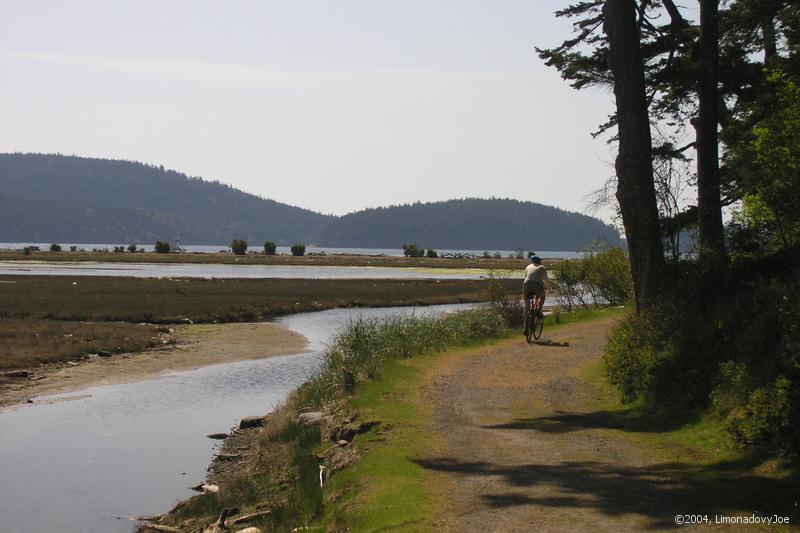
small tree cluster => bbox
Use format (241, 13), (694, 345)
(155, 241), (171, 254)
(401, 243), (425, 257)
(49, 243), (62, 252)
(230, 239), (248, 255)
(263, 241), (277, 255)
(127, 243), (138, 253)
(291, 243), (306, 256)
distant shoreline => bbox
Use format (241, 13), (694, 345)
(0, 249), (563, 270)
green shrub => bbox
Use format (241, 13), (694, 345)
(70, 246), (78, 252)
(725, 376), (798, 453)
(426, 248), (438, 258)
(603, 257), (800, 456)
(113, 246), (124, 253)
(602, 312), (666, 403)
(230, 239), (248, 255)
(484, 271), (523, 327)
(127, 243), (138, 253)
(264, 241), (277, 255)
(553, 259), (588, 311)
(582, 243), (633, 305)
(401, 243), (424, 257)
(155, 241), (171, 253)
(291, 243), (306, 256)
(49, 243), (61, 252)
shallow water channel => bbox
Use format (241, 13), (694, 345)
(0, 304), (473, 533)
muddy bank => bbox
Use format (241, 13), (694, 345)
(0, 321), (307, 409)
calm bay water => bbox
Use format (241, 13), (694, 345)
(0, 304), (474, 533)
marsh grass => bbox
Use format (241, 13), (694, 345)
(0, 275), (514, 323)
(0, 319), (162, 370)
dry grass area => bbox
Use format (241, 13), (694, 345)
(0, 275), (515, 323)
(0, 319), (163, 370)
(0, 249), (537, 270)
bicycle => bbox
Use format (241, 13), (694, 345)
(524, 302), (544, 343)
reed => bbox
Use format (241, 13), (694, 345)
(295, 308), (506, 409)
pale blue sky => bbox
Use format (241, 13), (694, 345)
(0, 1), (618, 220)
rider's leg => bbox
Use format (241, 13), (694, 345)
(537, 294), (546, 316)
(523, 295), (531, 329)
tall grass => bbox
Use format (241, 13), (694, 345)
(295, 308), (506, 410)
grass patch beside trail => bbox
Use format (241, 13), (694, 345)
(0, 319), (164, 370)
(580, 361), (743, 464)
(546, 306), (626, 329)
(579, 359), (799, 525)
(319, 354), (446, 531)
(0, 275), (515, 323)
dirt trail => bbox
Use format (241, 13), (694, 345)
(420, 318), (797, 532)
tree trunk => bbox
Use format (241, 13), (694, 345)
(761, 17), (778, 64)
(603, 0), (665, 311)
(696, 0), (726, 261)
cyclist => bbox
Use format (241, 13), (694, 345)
(523, 255), (549, 333)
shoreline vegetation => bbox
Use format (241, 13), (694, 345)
(0, 249), (546, 270)
(138, 307), (512, 533)
(135, 308), (619, 532)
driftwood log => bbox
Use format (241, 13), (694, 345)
(140, 525), (183, 533)
(231, 509), (272, 525)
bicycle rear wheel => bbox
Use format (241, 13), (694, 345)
(532, 312), (544, 340)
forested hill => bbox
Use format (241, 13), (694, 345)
(0, 154), (622, 250)
(320, 199), (622, 250)
(0, 154), (332, 245)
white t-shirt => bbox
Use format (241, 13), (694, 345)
(524, 263), (547, 284)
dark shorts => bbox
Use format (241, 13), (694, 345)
(523, 280), (545, 299)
